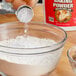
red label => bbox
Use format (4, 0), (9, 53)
(45, 0), (76, 27)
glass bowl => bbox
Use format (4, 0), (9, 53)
(67, 46), (76, 73)
(0, 22), (67, 76)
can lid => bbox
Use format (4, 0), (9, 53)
(16, 5), (34, 23)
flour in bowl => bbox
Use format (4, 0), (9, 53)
(0, 36), (56, 48)
(0, 36), (62, 76)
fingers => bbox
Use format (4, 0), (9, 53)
(5, 0), (14, 3)
(6, 0), (38, 9)
(12, 0), (26, 9)
(24, 0), (38, 7)
(30, 0), (38, 6)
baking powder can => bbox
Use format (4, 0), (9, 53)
(44, 0), (76, 31)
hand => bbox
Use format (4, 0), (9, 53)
(6, 0), (38, 9)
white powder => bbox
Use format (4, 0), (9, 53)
(0, 36), (56, 48)
(16, 6), (34, 23)
(0, 36), (63, 72)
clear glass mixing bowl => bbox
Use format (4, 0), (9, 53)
(0, 22), (67, 76)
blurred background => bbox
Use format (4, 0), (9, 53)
(38, 0), (42, 3)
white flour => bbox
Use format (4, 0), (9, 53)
(0, 36), (62, 72)
(0, 36), (56, 48)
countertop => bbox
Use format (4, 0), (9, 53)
(0, 4), (76, 76)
